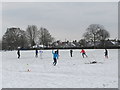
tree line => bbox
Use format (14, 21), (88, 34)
(2, 25), (54, 50)
(2, 24), (112, 50)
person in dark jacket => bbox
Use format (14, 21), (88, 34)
(52, 50), (58, 66)
(70, 49), (73, 57)
(105, 49), (108, 58)
(17, 49), (20, 59)
(35, 49), (38, 58)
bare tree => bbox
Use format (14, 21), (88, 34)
(97, 29), (110, 47)
(26, 25), (38, 47)
(38, 27), (54, 47)
(83, 24), (110, 48)
(2, 27), (27, 50)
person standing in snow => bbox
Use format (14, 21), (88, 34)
(35, 49), (38, 58)
(80, 49), (88, 58)
(70, 49), (73, 57)
(104, 49), (108, 58)
(52, 50), (59, 66)
(17, 49), (20, 59)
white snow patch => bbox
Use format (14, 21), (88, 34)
(2, 49), (118, 88)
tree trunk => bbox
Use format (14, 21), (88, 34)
(94, 34), (95, 49)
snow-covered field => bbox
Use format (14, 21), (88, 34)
(2, 49), (118, 88)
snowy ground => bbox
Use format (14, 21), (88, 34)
(2, 49), (118, 88)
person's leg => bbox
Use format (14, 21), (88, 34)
(53, 58), (55, 65)
(105, 55), (108, 58)
(71, 53), (72, 57)
(53, 58), (56, 66)
(36, 54), (38, 57)
(82, 53), (84, 58)
(54, 58), (57, 66)
(18, 54), (20, 58)
(85, 53), (88, 57)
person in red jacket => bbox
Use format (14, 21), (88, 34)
(80, 49), (88, 58)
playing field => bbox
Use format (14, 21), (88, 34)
(2, 49), (118, 88)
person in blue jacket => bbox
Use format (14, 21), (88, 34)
(52, 50), (58, 66)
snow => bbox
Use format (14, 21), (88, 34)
(2, 49), (118, 88)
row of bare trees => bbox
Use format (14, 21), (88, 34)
(2, 25), (54, 50)
(2, 24), (110, 50)
(26, 25), (54, 47)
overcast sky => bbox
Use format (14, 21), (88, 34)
(2, 2), (118, 41)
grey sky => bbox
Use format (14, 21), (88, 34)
(2, 2), (118, 41)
